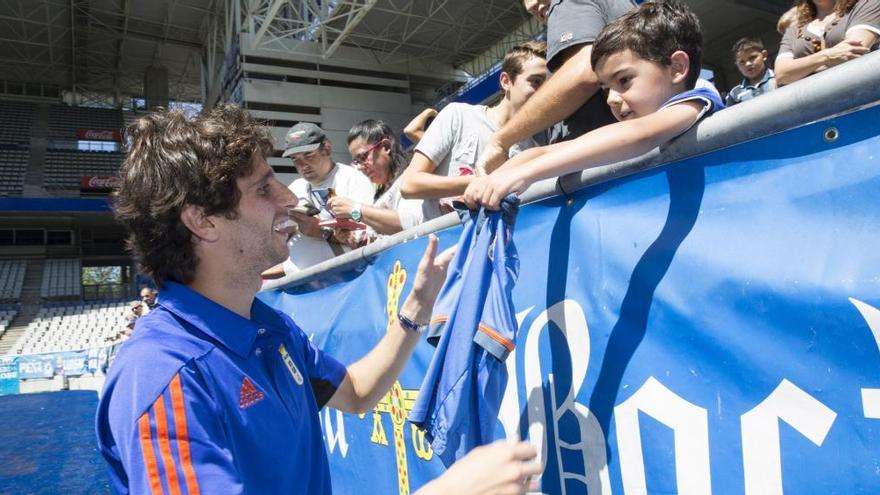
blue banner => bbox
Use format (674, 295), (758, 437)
(59, 351), (89, 377)
(260, 102), (880, 493)
(16, 354), (57, 379)
(0, 357), (18, 396)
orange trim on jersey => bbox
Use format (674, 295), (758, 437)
(137, 412), (163, 495)
(153, 392), (183, 495)
(429, 315), (449, 325)
(478, 323), (515, 352)
(170, 374), (200, 495)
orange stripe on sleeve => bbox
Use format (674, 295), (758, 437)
(478, 323), (515, 352)
(169, 374), (201, 495)
(153, 392), (183, 495)
(429, 315), (449, 325)
(137, 411), (164, 495)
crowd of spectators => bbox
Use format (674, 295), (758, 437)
(266, 0), (879, 276)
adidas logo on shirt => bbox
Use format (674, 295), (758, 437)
(239, 376), (265, 408)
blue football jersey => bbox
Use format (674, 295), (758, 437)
(409, 197), (520, 466)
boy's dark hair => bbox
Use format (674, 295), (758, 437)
(732, 37), (765, 55)
(113, 104), (274, 287)
(591, 0), (703, 89)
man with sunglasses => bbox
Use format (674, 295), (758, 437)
(262, 122), (374, 279)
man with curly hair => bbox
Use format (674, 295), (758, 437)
(96, 105), (541, 495)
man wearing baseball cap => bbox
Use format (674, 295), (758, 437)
(262, 122), (374, 278)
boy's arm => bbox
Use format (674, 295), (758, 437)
(399, 151), (473, 199)
(465, 101), (704, 209)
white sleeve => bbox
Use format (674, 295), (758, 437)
(413, 104), (461, 169)
(396, 198), (426, 231)
(340, 165), (377, 205)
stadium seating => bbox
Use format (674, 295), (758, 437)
(0, 305), (19, 339)
(12, 300), (128, 354)
(41, 259), (82, 299)
(43, 151), (124, 190)
(0, 148), (29, 196)
(0, 260), (26, 302)
(0, 100), (34, 144)
(47, 105), (123, 139)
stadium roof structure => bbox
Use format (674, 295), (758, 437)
(0, 0), (795, 105)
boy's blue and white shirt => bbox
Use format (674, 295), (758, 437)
(660, 86), (726, 135)
(409, 197), (520, 467)
(725, 69), (776, 106)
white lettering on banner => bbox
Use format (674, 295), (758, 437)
(491, 296), (880, 493)
(740, 379), (836, 495)
(615, 377), (712, 495)
(849, 298), (880, 419)
(19, 360), (52, 376)
(322, 408), (350, 457)
(499, 300), (611, 494)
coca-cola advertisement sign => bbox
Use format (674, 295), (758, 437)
(77, 129), (122, 141)
(80, 176), (121, 191)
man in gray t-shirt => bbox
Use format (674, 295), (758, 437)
(408, 103), (538, 222)
(478, 0), (636, 173)
(400, 41), (549, 222)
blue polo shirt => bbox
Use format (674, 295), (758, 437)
(96, 281), (347, 494)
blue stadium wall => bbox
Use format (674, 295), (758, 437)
(260, 95), (880, 493)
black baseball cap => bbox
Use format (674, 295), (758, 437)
(282, 122), (326, 157)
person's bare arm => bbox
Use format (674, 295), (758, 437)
(399, 151), (473, 199)
(465, 102), (705, 208)
(327, 235), (454, 413)
(327, 196), (403, 235)
(404, 108), (438, 144)
(479, 43), (602, 173)
(775, 33), (873, 85)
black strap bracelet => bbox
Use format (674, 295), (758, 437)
(398, 312), (426, 334)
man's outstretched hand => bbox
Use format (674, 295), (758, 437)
(416, 439), (543, 495)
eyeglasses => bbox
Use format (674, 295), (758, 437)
(351, 139), (387, 166)
(290, 148), (322, 166)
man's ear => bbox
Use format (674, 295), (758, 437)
(180, 204), (219, 243)
(499, 71), (513, 93)
(669, 50), (691, 85)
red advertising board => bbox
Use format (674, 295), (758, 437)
(80, 176), (120, 191)
(76, 129), (122, 141)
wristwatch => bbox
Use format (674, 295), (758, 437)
(398, 312), (427, 334)
(350, 204), (362, 222)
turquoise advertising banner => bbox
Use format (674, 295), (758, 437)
(0, 356), (18, 396)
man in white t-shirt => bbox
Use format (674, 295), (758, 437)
(399, 41), (548, 221)
(262, 123), (374, 278)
